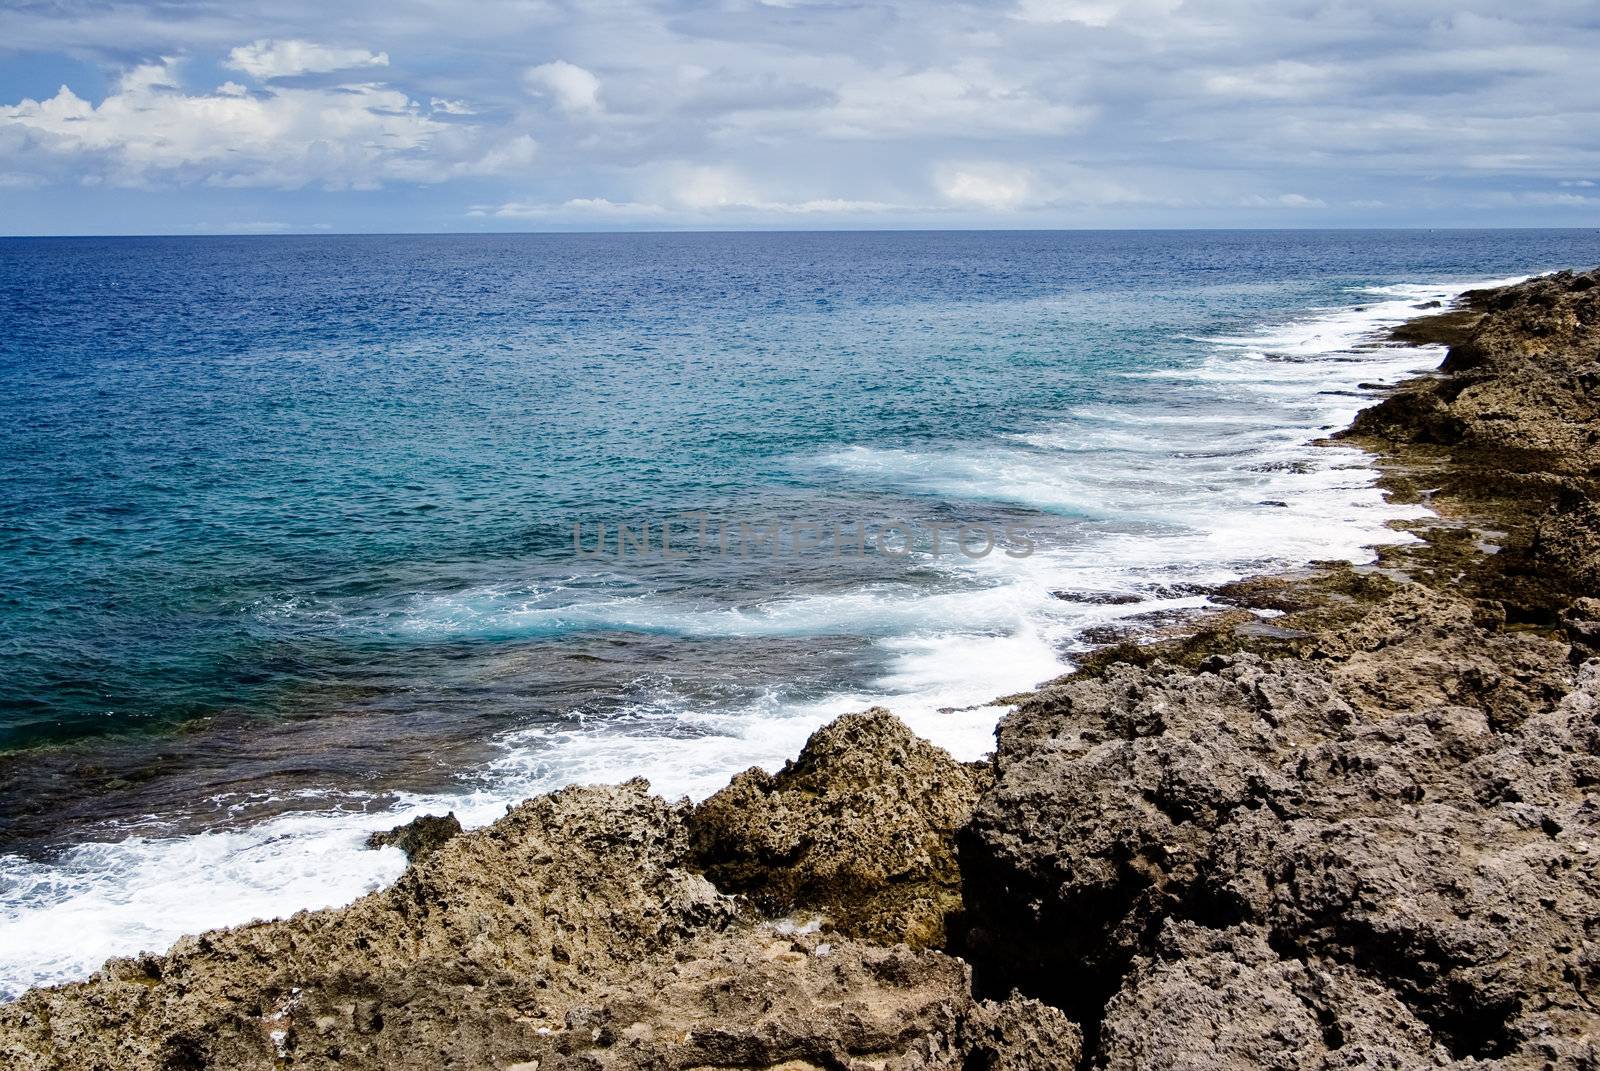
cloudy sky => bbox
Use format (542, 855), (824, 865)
(2, 0), (1598, 234)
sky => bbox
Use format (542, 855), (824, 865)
(1, 0), (1598, 234)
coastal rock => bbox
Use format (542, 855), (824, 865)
(958, 994), (1083, 1070)
(0, 744), (1047, 1071)
(1096, 922), (1447, 1070)
(485, 930), (977, 1071)
(1533, 486), (1600, 597)
(1560, 598), (1600, 661)
(689, 708), (985, 948)
(0, 781), (738, 1070)
(961, 585), (1598, 1066)
(364, 811), (462, 861)
(1346, 269), (1600, 482)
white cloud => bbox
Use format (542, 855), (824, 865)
(936, 163), (1037, 210)
(1491, 190), (1599, 206)
(933, 161), (1148, 211)
(475, 190), (894, 222)
(526, 60), (603, 115)
(822, 63), (1090, 138)
(1, 57), (532, 188)
(473, 197), (669, 221)
(658, 163), (893, 213)
(1240, 192), (1329, 208)
(665, 163), (748, 209)
(226, 39), (389, 80)
(1013, 0), (1181, 27)
(5, 0), (1600, 228)
(1203, 61), (1338, 101)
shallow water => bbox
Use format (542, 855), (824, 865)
(1, 229), (1596, 995)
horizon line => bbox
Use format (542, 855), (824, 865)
(4, 224), (1599, 240)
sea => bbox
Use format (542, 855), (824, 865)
(1, 229), (1595, 997)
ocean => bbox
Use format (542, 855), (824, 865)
(1, 229), (1595, 996)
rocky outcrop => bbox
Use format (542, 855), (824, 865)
(689, 708), (985, 948)
(365, 811), (462, 861)
(1, 781), (735, 1069)
(963, 586), (1600, 1067)
(1345, 269), (1600, 605)
(0, 759), (1025, 1071)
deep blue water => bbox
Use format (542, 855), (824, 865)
(2, 229), (1598, 994)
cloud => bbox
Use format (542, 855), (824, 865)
(184, 220), (335, 233)
(474, 164), (900, 224)
(226, 39), (389, 80)
(5, 0), (1600, 229)
(1240, 192), (1329, 208)
(646, 163), (896, 215)
(1490, 190), (1599, 207)
(526, 60), (602, 115)
(472, 197), (669, 221)
(933, 161), (1151, 211)
(1203, 61), (1338, 101)
(474, 192), (896, 223)
(1013, 0), (1182, 28)
(935, 163), (1037, 210)
(1, 56), (532, 188)
(821, 63), (1090, 138)
(664, 163), (748, 209)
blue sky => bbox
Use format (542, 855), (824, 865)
(2, 0), (1598, 234)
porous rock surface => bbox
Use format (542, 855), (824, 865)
(365, 810), (463, 861)
(963, 591), (1599, 1067)
(689, 707), (985, 948)
(0, 750), (1037, 1071)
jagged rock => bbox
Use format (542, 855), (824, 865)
(1097, 923), (1447, 1070)
(1560, 597), (1600, 661)
(1345, 269), (1600, 483)
(0, 781), (741, 1070)
(961, 585), (1598, 1068)
(364, 811), (462, 861)
(0, 751), (1065, 1071)
(1534, 487), (1600, 597)
(960, 994), (1083, 1071)
(689, 708), (985, 948)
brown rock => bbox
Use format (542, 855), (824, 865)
(364, 811), (462, 862)
(689, 708), (985, 948)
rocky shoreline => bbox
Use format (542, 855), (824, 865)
(4, 269), (1598, 1070)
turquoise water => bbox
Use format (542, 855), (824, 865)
(0, 229), (1596, 994)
